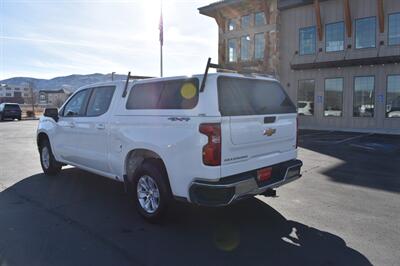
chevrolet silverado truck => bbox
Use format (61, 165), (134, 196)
(37, 67), (302, 222)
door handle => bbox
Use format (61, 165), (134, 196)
(96, 123), (105, 130)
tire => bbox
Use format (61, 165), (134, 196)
(17, 116), (22, 121)
(39, 139), (62, 175)
(0, 114), (3, 121)
(131, 159), (172, 223)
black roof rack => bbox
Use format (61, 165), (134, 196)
(199, 58), (276, 92)
(122, 72), (155, 98)
(200, 58), (236, 92)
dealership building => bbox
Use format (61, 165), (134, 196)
(199, 0), (400, 134)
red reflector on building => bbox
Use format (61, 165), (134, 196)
(257, 167), (272, 182)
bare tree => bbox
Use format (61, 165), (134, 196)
(54, 97), (64, 108)
(25, 81), (37, 117)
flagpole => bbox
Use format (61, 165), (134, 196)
(160, 0), (163, 77)
(160, 40), (163, 77)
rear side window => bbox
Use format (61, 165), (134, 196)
(86, 86), (115, 116)
(218, 76), (296, 116)
(298, 102), (307, 108)
(4, 104), (21, 111)
(126, 78), (199, 110)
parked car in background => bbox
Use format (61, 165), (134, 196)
(386, 96), (400, 118)
(387, 111), (400, 118)
(0, 103), (22, 121)
(324, 110), (342, 117)
(298, 101), (314, 116)
(36, 72), (302, 222)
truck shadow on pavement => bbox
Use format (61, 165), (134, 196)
(0, 168), (371, 266)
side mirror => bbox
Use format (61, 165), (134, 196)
(44, 108), (59, 122)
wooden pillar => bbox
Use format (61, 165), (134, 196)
(219, 38), (226, 65)
(314, 0), (323, 41)
(377, 0), (385, 33)
(262, 0), (270, 24)
(263, 33), (269, 71)
(215, 11), (226, 65)
(260, 0), (270, 72)
(344, 0), (352, 38)
(214, 11), (225, 33)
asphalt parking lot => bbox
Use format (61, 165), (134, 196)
(0, 120), (399, 266)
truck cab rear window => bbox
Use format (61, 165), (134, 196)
(218, 76), (296, 116)
(4, 104), (21, 111)
(126, 78), (199, 110)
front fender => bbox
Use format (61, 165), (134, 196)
(37, 117), (59, 158)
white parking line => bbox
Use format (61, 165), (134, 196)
(300, 131), (334, 137)
(349, 143), (376, 151)
(334, 133), (374, 144)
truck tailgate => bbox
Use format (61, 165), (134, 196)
(217, 76), (298, 177)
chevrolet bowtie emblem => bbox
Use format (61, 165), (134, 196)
(263, 128), (277, 136)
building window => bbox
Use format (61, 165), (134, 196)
(6, 87), (11, 90)
(299, 26), (316, 55)
(228, 19), (236, 31)
(241, 15), (250, 29)
(14, 88), (20, 91)
(254, 33), (265, 60)
(354, 76), (375, 117)
(24, 88), (29, 91)
(298, 80), (315, 116)
(6, 93), (12, 97)
(24, 93), (29, 97)
(325, 22), (344, 52)
(355, 17), (376, 49)
(228, 38), (238, 62)
(255, 12), (266, 26)
(388, 13), (400, 46)
(386, 75), (400, 118)
(324, 78), (343, 117)
(241, 35), (251, 61)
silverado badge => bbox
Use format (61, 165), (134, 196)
(263, 128), (277, 136)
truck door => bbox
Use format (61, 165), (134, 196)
(53, 88), (91, 163)
(71, 86), (116, 173)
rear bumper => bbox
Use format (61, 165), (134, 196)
(189, 159), (303, 206)
(2, 113), (21, 119)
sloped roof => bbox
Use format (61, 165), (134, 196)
(39, 89), (66, 94)
(198, 0), (242, 17)
(199, 0), (332, 16)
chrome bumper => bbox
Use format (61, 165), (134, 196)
(189, 160), (303, 206)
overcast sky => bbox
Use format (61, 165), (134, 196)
(0, 0), (218, 80)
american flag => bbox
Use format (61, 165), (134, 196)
(159, 11), (163, 46)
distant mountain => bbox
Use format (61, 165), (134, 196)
(0, 73), (127, 92)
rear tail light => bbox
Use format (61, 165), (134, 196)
(199, 123), (221, 166)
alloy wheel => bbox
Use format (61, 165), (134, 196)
(137, 175), (160, 214)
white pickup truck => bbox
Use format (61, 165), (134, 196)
(37, 69), (302, 222)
